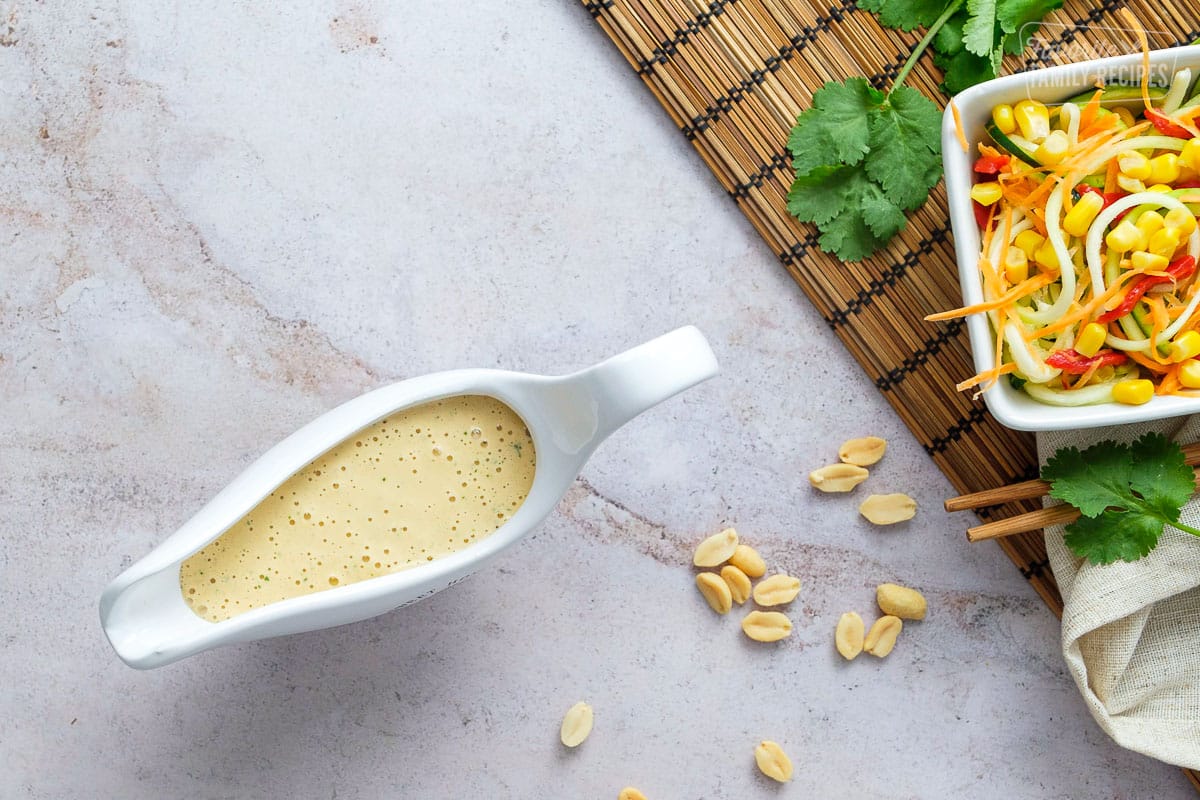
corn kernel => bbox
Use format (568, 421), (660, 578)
(1035, 130), (1070, 166)
(1034, 239), (1061, 271)
(1136, 210), (1166, 237)
(1117, 174), (1147, 194)
(1149, 153), (1182, 185)
(1014, 100), (1050, 142)
(1063, 192), (1104, 237)
(1014, 230), (1045, 257)
(1179, 359), (1200, 388)
(1169, 331), (1200, 362)
(1148, 227), (1183, 259)
(1165, 206), (1198, 236)
(1113, 379), (1154, 405)
(1106, 220), (1147, 253)
(1181, 138), (1200, 172)
(1075, 322), (1108, 357)
(1004, 246), (1028, 283)
(970, 182), (1003, 206)
(1148, 184), (1174, 193)
(991, 103), (1016, 135)
(1131, 250), (1169, 271)
(1117, 150), (1152, 180)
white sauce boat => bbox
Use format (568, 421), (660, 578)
(99, 326), (719, 669)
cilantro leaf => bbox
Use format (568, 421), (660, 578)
(788, 79), (880, 175)
(859, 183), (910, 238)
(814, 196), (893, 262)
(997, 0), (1063, 54)
(865, 86), (943, 209)
(787, 166), (906, 259)
(1042, 433), (1200, 565)
(1042, 439), (1135, 517)
(961, 0), (997, 57)
(1128, 432), (1195, 521)
(858, 0), (956, 31)
(1062, 512), (1164, 565)
(783, 0), (1063, 259)
(786, 165), (858, 227)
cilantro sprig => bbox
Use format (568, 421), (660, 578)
(1042, 433), (1200, 565)
(785, 0), (1062, 261)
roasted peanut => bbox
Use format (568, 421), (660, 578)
(754, 740), (793, 782)
(618, 790), (648, 800)
(863, 615), (903, 657)
(693, 527), (739, 567)
(858, 493), (917, 524)
(835, 611), (864, 660)
(741, 610), (793, 642)
(838, 436), (887, 466)
(752, 574), (801, 607)
(720, 565), (752, 604)
(696, 572), (733, 615)
(728, 544), (766, 578)
(876, 583), (927, 620)
(560, 701), (594, 747)
(808, 463), (869, 493)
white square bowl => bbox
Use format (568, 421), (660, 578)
(941, 45), (1200, 431)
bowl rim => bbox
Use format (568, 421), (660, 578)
(941, 44), (1200, 431)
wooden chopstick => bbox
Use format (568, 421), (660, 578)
(946, 441), (1200, 512)
(947, 442), (1200, 543)
(967, 505), (1080, 542)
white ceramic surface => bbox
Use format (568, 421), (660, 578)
(942, 45), (1200, 431)
(100, 327), (718, 668)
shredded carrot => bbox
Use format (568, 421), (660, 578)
(1147, 294), (1172, 364)
(1077, 88), (1103, 131)
(1104, 158), (1120, 194)
(925, 272), (1055, 321)
(1024, 268), (1143, 340)
(1127, 348), (1170, 374)
(1117, 8), (1152, 112)
(956, 362), (1015, 393)
(951, 99), (968, 153)
(1159, 365), (1182, 395)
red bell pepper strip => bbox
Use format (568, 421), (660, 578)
(1146, 108), (1193, 139)
(974, 154), (1010, 174)
(1096, 255), (1198, 324)
(973, 200), (992, 230)
(1045, 349), (1128, 374)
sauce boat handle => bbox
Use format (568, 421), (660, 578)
(573, 326), (719, 437)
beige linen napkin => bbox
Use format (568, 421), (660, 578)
(1037, 417), (1200, 769)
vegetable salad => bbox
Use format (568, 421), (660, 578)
(934, 67), (1200, 407)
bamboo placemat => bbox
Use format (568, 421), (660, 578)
(583, 0), (1200, 789)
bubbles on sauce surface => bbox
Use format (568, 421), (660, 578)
(179, 395), (535, 622)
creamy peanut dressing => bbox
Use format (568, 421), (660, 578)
(179, 395), (535, 622)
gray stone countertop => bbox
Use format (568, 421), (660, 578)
(2, 1), (1193, 797)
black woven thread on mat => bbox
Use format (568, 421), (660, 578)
(925, 405), (988, 455)
(681, 0), (858, 140)
(1020, 559), (1050, 579)
(875, 318), (964, 392)
(826, 223), (951, 328)
(777, 231), (824, 268)
(731, 152), (791, 200)
(584, 0), (615, 18)
(636, 0), (736, 75)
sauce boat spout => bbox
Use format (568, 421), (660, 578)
(570, 325), (719, 441)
